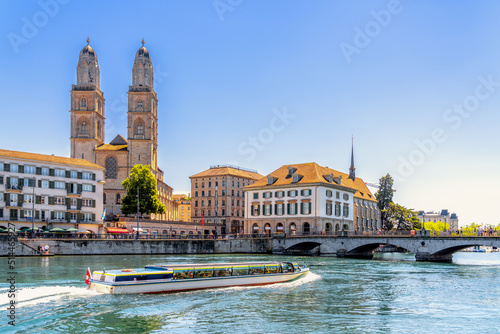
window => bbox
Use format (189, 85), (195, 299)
(103, 193), (106, 204)
(288, 190), (298, 197)
(202, 182), (205, 188)
(335, 203), (341, 216)
(55, 169), (65, 177)
(326, 190), (332, 198)
(336, 191), (340, 199)
(56, 197), (65, 205)
(222, 180), (225, 187)
(195, 201), (198, 207)
(326, 202), (333, 216)
(137, 100), (143, 109)
(264, 204), (271, 216)
(137, 122), (144, 135)
(25, 166), (36, 174)
(253, 193), (259, 199)
(82, 184), (92, 192)
(24, 195), (33, 204)
(0, 164), (3, 171)
(54, 211), (65, 220)
(83, 213), (93, 221)
(195, 183), (198, 189)
(252, 204), (260, 216)
(276, 203), (283, 215)
(106, 157), (117, 179)
(55, 181), (65, 189)
(201, 200), (205, 207)
(231, 190), (234, 196)
(343, 204), (349, 217)
(41, 168), (49, 176)
(208, 182), (211, 187)
(70, 212), (77, 221)
(81, 98), (87, 108)
(343, 193), (349, 201)
(0, 193), (3, 202)
(70, 171), (77, 179)
(116, 193), (121, 204)
(82, 172), (92, 180)
(302, 202), (311, 215)
(41, 180), (49, 189)
(301, 189), (312, 196)
(10, 194), (18, 205)
(289, 203), (297, 215)
(232, 181), (234, 187)
(195, 191), (198, 197)
(201, 191), (205, 197)
(81, 122), (88, 135)
(83, 199), (93, 207)
(24, 210), (33, 219)
(263, 192), (272, 199)
(11, 164), (18, 173)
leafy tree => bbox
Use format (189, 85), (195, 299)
(375, 174), (394, 230)
(410, 216), (422, 230)
(387, 203), (419, 230)
(121, 164), (166, 217)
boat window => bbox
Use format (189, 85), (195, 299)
(214, 268), (232, 277)
(265, 265), (280, 274)
(249, 266), (265, 275)
(232, 266), (249, 276)
(195, 268), (214, 278)
(173, 269), (194, 279)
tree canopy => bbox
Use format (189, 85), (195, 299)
(387, 203), (420, 230)
(121, 164), (166, 216)
(375, 174), (394, 230)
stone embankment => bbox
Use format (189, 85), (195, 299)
(0, 235), (271, 256)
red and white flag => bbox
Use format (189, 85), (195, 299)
(85, 267), (91, 285)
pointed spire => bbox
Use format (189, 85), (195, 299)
(349, 136), (356, 181)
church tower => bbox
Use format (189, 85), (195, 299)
(70, 38), (105, 162)
(127, 39), (159, 176)
(348, 137), (356, 181)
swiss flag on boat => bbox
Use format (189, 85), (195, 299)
(85, 267), (91, 285)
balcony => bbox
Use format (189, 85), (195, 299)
(5, 184), (23, 192)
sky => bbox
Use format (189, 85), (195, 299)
(1, 0), (500, 227)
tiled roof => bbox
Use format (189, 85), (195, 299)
(0, 149), (104, 169)
(190, 166), (263, 181)
(244, 162), (377, 201)
(95, 144), (128, 151)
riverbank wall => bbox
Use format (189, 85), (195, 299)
(0, 236), (272, 256)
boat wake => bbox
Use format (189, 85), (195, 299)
(213, 272), (321, 293)
(0, 285), (99, 308)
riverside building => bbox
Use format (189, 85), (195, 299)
(417, 210), (459, 231)
(0, 149), (104, 233)
(69, 39), (177, 223)
(243, 160), (380, 236)
(190, 165), (263, 234)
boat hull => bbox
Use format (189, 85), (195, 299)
(89, 269), (309, 294)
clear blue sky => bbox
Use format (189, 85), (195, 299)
(1, 0), (500, 227)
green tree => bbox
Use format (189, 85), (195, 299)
(410, 216), (422, 230)
(375, 173), (394, 230)
(121, 164), (166, 217)
(387, 203), (419, 230)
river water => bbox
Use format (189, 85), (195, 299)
(1, 252), (500, 334)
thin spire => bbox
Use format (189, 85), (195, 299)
(87, 36), (90, 45)
(141, 37), (145, 47)
(349, 136), (356, 181)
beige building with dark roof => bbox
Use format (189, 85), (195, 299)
(190, 165), (263, 234)
(69, 39), (177, 223)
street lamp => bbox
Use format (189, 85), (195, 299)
(136, 186), (139, 240)
(31, 176), (35, 239)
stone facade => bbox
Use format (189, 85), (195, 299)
(69, 40), (177, 222)
(418, 209), (459, 231)
(190, 166), (263, 234)
(173, 194), (191, 222)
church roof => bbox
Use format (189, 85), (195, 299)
(244, 162), (377, 202)
(0, 149), (103, 169)
(109, 134), (128, 145)
(95, 144), (127, 151)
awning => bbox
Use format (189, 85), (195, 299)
(253, 226), (259, 230)
(277, 226), (283, 230)
(106, 228), (129, 234)
(132, 228), (144, 232)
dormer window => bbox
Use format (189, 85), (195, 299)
(291, 173), (302, 183)
(287, 166), (297, 178)
(324, 173), (334, 183)
(267, 175), (277, 185)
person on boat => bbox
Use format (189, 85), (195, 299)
(44, 244), (49, 254)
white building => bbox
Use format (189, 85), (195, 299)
(243, 162), (380, 235)
(0, 149), (105, 233)
(418, 209), (459, 231)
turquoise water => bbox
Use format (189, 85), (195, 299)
(1, 252), (500, 333)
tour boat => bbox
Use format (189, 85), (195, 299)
(87, 261), (309, 294)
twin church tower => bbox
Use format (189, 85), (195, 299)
(69, 39), (176, 221)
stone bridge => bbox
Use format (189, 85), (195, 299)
(271, 236), (500, 262)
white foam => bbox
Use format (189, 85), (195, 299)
(212, 272), (321, 293)
(0, 285), (99, 308)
